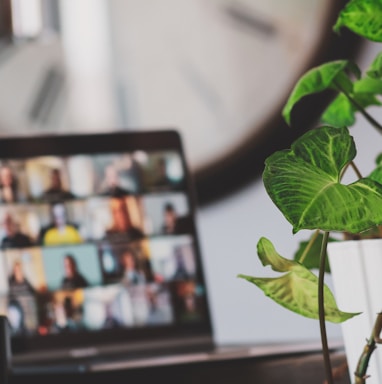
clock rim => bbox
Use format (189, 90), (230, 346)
(194, 0), (363, 206)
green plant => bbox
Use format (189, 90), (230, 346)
(238, 1), (382, 383)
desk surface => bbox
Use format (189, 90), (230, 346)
(9, 340), (350, 384)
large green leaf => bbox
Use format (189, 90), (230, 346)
(238, 238), (358, 323)
(263, 126), (382, 233)
(282, 61), (357, 125)
(367, 51), (382, 78)
(334, 0), (382, 42)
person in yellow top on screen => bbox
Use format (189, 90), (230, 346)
(41, 203), (83, 246)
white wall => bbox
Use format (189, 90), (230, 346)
(197, 41), (382, 346)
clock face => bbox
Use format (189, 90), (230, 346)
(110, 0), (329, 168)
(107, 0), (358, 202)
(0, 0), (359, 204)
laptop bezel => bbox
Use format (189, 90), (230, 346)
(0, 129), (214, 361)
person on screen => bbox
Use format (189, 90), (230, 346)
(152, 157), (172, 189)
(0, 164), (19, 203)
(100, 165), (131, 197)
(161, 203), (191, 235)
(1, 212), (33, 249)
(7, 298), (27, 335)
(59, 296), (79, 330)
(161, 203), (178, 234)
(146, 286), (171, 325)
(41, 203), (83, 246)
(61, 254), (89, 290)
(8, 261), (35, 296)
(172, 247), (191, 280)
(105, 198), (144, 242)
(119, 248), (146, 285)
(42, 168), (75, 202)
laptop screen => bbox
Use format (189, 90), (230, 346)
(0, 130), (212, 360)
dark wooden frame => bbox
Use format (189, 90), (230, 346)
(0, 0), (12, 40)
(195, 0), (363, 206)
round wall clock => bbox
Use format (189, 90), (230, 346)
(0, 1), (360, 205)
(107, 0), (360, 204)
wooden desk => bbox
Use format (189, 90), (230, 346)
(9, 344), (349, 384)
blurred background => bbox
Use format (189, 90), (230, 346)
(0, 0), (379, 346)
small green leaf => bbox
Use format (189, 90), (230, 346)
(334, 0), (382, 42)
(321, 94), (355, 127)
(282, 61), (355, 125)
(376, 153), (382, 165)
(263, 126), (382, 233)
(369, 152), (382, 184)
(238, 238), (359, 323)
(354, 77), (382, 94)
(369, 169), (382, 184)
(367, 51), (382, 78)
(294, 233), (336, 272)
(321, 91), (381, 127)
(354, 92), (382, 108)
(257, 236), (295, 272)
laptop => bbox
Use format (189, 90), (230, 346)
(0, 130), (216, 374)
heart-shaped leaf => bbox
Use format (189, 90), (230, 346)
(263, 126), (382, 234)
(282, 61), (359, 125)
(334, 0), (382, 42)
(238, 238), (358, 323)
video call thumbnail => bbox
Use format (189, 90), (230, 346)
(99, 239), (153, 285)
(44, 282), (175, 334)
(0, 193), (191, 250)
(149, 236), (196, 282)
(0, 233), (204, 334)
(0, 150), (185, 204)
(42, 244), (102, 291)
(142, 192), (190, 235)
(172, 281), (206, 323)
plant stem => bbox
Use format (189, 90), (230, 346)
(319, 231), (333, 384)
(339, 161), (363, 182)
(346, 93), (382, 134)
(350, 161), (363, 179)
(298, 229), (320, 264)
(354, 312), (382, 383)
